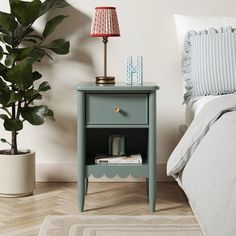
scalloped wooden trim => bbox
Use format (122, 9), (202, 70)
(36, 163), (174, 182)
(86, 164), (149, 179)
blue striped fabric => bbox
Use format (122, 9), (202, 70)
(183, 27), (236, 102)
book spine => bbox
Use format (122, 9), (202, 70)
(95, 160), (108, 164)
(95, 159), (142, 164)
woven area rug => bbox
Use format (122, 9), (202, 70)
(38, 215), (203, 236)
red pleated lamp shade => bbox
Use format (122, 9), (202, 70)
(91, 7), (120, 37)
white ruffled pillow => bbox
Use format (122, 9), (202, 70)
(183, 27), (236, 102)
(174, 15), (236, 102)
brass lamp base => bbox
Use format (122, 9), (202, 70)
(96, 76), (115, 84)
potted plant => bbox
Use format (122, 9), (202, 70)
(0, 0), (70, 197)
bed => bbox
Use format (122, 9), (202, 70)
(167, 26), (236, 236)
(185, 96), (221, 127)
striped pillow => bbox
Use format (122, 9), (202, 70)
(183, 27), (236, 102)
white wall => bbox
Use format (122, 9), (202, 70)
(1, 0), (236, 181)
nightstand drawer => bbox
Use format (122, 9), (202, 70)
(86, 94), (148, 125)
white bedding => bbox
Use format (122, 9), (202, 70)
(167, 94), (236, 236)
(185, 95), (225, 126)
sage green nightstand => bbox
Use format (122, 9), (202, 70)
(77, 82), (159, 212)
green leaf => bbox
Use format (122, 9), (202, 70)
(7, 91), (22, 106)
(40, 0), (69, 16)
(21, 105), (48, 125)
(33, 71), (42, 81)
(27, 48), (47, 63)
(44, 38), (70, 55)
(38, 81), (51, 92)
(0, 91), (10, 106)
(0, 63), (8, 77)
(5, 48), (39, 65)
(0, 26), (5, 35)
(0, 114), (8, 120)
(6, 45), (12, 53)
(0, 138), (7, 143)
(0, 77), (9, 92)
(43, 15), (68, 39)
(0, 11), (18, 34)
(5, 54), (17, 67)
(25, 89), (42, 100)
(6, 60), (33, 90)
(12, 25), (27, 46)
(10, 0), (42, 27)
(46, 108), (55, 121)
(0, 46), (3, 60)
(11, 48), (48, 64)
(0, 138), (11, 147)
(14, 48), (33, 61)
(2, 34), (12, 45)
(3, 117), (23, 131)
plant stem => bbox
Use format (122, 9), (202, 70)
(10, 104), (18, 155)
(16, 100), (21, 119)
(10, 41), (18, 155)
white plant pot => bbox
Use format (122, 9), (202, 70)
(0, 150), (35, 197)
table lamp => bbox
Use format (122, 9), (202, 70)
(91, 7), (120, 84)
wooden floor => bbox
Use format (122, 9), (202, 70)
(0, 182), (193, 236)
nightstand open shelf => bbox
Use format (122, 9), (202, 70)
(77, 82), (159, 212)
(86, 128), (148, 165)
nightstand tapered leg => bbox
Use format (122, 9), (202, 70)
(146, 178), (149, 196)
(85, 178), (88, 195)
(148, 91), (157, 212)
(78, 91), (85, 212)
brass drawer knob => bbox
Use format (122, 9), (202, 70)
(114, 106), (120, 113)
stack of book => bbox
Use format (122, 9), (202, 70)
(95, 154), (142, 164)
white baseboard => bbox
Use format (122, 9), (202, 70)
(36, 162), (174, 182)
